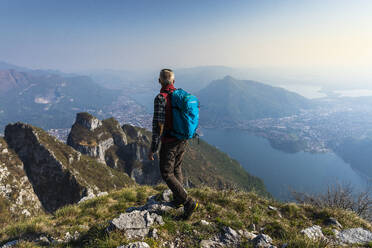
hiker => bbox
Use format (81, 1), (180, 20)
(148, 68), (198, 220)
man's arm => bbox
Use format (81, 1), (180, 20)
(148, 94), (166, 160)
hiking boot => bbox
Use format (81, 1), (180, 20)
(182, 199), (198, 220)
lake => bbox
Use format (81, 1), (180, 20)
(201, 128), (368, 200)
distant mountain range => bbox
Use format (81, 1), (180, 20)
(0, 68), (120, 132)
(197, 76), (312, 126)
(0, 62), (314, 133)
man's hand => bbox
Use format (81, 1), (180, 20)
(148, 151), (155, 161)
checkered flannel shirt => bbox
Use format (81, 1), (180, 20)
(151, 93), (166, 153)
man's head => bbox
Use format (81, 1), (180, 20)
(159, 68), (175, 86)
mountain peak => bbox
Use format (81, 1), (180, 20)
(75, 112), (102, 131)
(223, 75), (236, 81)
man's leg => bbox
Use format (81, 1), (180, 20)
(174, 140), (187, 184)
(159, 140), (188, 204)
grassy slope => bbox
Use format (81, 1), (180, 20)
(0, 185), (371, 248)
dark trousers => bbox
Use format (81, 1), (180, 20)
(159, 139), (188, 204)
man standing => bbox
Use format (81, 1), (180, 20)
(148, 68), (198, 220)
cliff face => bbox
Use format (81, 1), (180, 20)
(0, 137), (42, 222)
(67, 113), (162, 185)
(4, 122), (134, 213)
(121, 124), (162, 185)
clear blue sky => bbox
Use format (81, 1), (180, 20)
(1, 0), (372, 72)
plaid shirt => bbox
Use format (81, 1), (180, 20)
(151, 93), (166, 153)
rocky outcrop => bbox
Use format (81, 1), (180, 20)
(67, 113), (123, 163)
(334, 228), (372, 245)
(74, 112), (102, 131)
(301, 224), (372, 246)
(117, 242), (150, 248)
(120, 125), (161, 185)
(200, 226), (275, 248)
(67, 113), (162, 185)
(109, 210), (164, 239)
(5, 123), (88, 212)
(300, 225), (325, 240)
(4, 122), (134, 212)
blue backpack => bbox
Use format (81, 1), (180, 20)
(169, 89), (199, 140)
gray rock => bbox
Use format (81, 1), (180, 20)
(149, 228), (158, 239)
(64, 231), (80, 242)
(238, 229), (257, 240)
(75, 113), (102, 131)
(324, 217), (342, 229)
(162, 189), (172, 202)
(202, 226), (243, 247)
(300, 225), (325, 240)
(268, 205), (282, 218)
(252, 234), (275, 248)
(221, 226), (240, 244)
(117, 241), (150, 248)
(78, 192), (96, 203)
(200, 240), (225, 248)
(335, 228), (372, 244)
(200, 219), (211, 226)
(78, 191), (108, 204)
(109, 210), (164, 239)
(268, 205), (277, 211)
(126, 195), (175, 213)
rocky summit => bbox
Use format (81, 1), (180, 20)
(67, 113), (161, 185)
(3, 122), (134, 213)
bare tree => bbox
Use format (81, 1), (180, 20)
(291, 182), (372, 221)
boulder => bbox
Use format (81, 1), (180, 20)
(335, 228), (372, 245)
(108, 210), (164, 239)
(300, 225), (325, 240)
(117, 242), (150, 248)
(126, 195), (175, 213)
(252, 234), (276, 248)
(200, 226), (257, 248)
(200, 240), (225, 248)
(200, 220), (211, 226)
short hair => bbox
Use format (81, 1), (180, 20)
(159, 69), (175, 85)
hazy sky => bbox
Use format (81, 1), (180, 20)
(1, 0), (372, 74)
